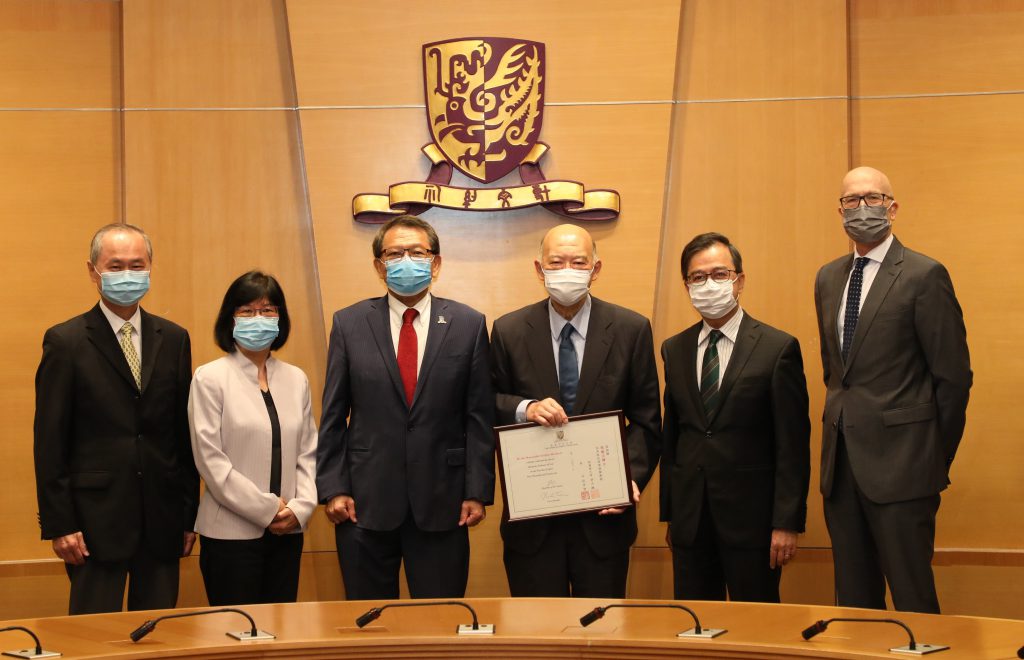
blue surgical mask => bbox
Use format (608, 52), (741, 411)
(384, 255), (433, 296)
(98, 269), (150, 306)
(233, 316), (279, 351)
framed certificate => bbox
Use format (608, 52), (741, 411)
(495, 410), (633, 521)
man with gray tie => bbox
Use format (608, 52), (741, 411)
(814, 166), (972, 613)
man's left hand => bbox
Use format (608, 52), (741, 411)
(599, 480), (640, 515)
(183, 532), (196, 557)
(459, 499), (486, 527)
(769, 528), (798, 569)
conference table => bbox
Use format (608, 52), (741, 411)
(1, 598), (1021, 659)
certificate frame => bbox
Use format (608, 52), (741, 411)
(494, 410), (633, 522)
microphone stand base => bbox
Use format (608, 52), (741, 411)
(678, 627), (727, 638)
(227, 630), (276, 641)
(456, 624), (495, 635)
(3, 650), (61, 659)
(890, 643), (949, 655)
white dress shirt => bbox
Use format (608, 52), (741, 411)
(387, 292), (431, 374)
(189, 350), (318, 540)
(696, 307), (744, 387)
(837, 233), (894, 343)
(98, 299), (141, 361)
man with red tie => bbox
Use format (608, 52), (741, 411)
(316, 215), (495, 599)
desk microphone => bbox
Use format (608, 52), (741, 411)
(355, 601), (494, 635)
(0, 625), (60, 659)
(801, 617), (948, 654)
(129, 607), (275, 643)
(579, 603), (726, 638)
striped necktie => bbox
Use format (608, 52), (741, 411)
(119, 321), (141, 390)
(700, 329), (723, 418)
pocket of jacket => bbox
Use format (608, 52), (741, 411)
(446, 448), (466, 466)
(70, 471), (113, 489)
(881, 402), (935, 427)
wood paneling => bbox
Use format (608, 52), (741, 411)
(852, 0), (1024, 97)
(0, 0), (120, 108)
(122, 0), (295, 108)
(285, 0), (682, 106)
(852, 94), (1024, 550)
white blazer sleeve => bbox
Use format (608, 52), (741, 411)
(287, 374), (319, 530)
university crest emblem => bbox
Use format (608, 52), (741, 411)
(352, 37), (620, 223)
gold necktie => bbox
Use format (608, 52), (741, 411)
(119, 321), (142, 390)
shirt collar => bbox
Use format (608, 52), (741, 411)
(699, 307), (744, 345)
(855, 232), (895, 265)
(98, 299), (141, 336)
(548, 295), (592, 341)
(387, 292), (431, 321)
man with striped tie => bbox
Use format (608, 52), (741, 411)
(815, 167), (971, 613)
(34, 224), (198, 614)
(660, 232), (810, 603)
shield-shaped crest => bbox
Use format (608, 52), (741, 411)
(423, 37), (545, 184)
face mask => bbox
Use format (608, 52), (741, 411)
(688, 277), (738, 319)
(98, 269), (150, 306)
(543, 268), (592, 306)
(843, 204), (892, 243)
(384, 255), (433, 296)
(233, 316), (279, 351)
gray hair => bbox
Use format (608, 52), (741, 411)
(89, 224), (153, 264)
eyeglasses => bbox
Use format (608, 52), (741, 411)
(380, 247), (434, 263)
(235, 305), (280, 318)
(839, 193), (893, 209)
(685, 268), (737, 286)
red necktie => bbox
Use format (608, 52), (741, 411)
(397, 308), (419, 405)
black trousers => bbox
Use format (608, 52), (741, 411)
(199, 532), (304, 606)
(671, 492), (781, 603)
(503, 514), (630, 598)
(66, 542), (179, 615)
(824, 433), (941, 614)
(335, 514), (469, 600)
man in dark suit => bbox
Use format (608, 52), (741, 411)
(317, 215), (494, 600)
(491, 224), (661, 598)
(660, 232), (810, 603)
(815, 167), (972, 613)
(34, 224), (198, 615)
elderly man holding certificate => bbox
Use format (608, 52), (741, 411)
(491, 224), (661, 599)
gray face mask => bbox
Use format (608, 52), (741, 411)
(842, 204), (892, 243)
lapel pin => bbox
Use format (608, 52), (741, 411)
(437, 315), (447, 324)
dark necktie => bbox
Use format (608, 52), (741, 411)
(700, 329), (723, 418)
(842, 257), (869, 362)
(397, 308), (419, 405)
(261, 390), (282, 496)
(558, 323), (579, 415)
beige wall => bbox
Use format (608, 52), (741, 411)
(1, 0), (1021, 621)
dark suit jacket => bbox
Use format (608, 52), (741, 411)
(659, 313), (810, 549)
(34, 304), (198, 562)
(491, 297), (662, 558)
(814, 236), (972, 503)
(316, 295), (495, 532)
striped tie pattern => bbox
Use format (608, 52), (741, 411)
(700, 329), (723, 418)
(119, 321), (142, 390)
(842, 257), (869, 363)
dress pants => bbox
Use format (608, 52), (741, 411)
(199, 531), (303, 606)
(335, 513), (469, 600)
(503, 514), (630, 598)
(824, 432), (941, 613)
(66, 542), (179, 615)
(671, 489), (781, 603)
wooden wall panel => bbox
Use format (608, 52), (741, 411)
(285, 0), (682, 106)
(122, 0), (294, 107)
(0, 0), (120, 108)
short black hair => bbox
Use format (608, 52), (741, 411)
(214, 271), (291, 353)
(371, 215), (441, 258)
(680, 232), (744, 278)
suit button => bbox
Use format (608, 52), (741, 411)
(407, 424), (414, 432)
(832, 421), (838, 429)
(136, 471), (142, 477)
(705, 431), (712, 438)
(137, 435), (143, 441)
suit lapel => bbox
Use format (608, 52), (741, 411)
(139, 310), (162, 393)
(679, 323), (707, 427)
(365, 297), (406, 405)
(84, 304), (138, 392)
(843, 239), (904, 376)
(712, 314), (761, 424)
(525, 301), (560, 397)
(413, 297), (452, 407)
(575, 298), (612, 413)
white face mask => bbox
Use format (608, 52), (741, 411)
(688, 277), (737, 319)
(543, 268), (593, 306)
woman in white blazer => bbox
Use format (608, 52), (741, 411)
(188, 271), (317, 605)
